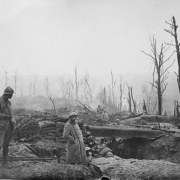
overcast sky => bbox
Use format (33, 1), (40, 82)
(0, 0), (180, 76)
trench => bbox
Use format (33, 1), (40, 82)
(106, 137), (153, 160)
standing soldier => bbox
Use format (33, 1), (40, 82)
(97, 105), (103, 114)
(63, 112), (86, 164)
(0, 87), (15, 167)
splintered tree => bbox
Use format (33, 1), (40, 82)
(141, 36), (175, 115)
(126, 82), (136, 113)
(44, 77), (49, 97)
(81, 72), (93, 102)
(66, 79), (74, 99)
(165, 16), (180, 94)
(13, 70), (19, 97)
(84, 73), (93, 102)
(119, 77), (124, 111)
(126, 83), (132, 113)
(48, 94), (56, 115)
(58, 76), (67, 98)
(33, 76), (37, 97)
(111, 71), (116, 108)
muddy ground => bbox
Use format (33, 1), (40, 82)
(1, 98), (180, 179)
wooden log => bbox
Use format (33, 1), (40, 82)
(0, 157), (54, 161)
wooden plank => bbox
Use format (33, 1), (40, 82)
(0, 157), (54, 161)
(88, 126), (166, 139)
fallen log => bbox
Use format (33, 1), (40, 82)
(121, 113), (143, 120)
(76, 100), (94, 112)
(0, 157), (54, 161)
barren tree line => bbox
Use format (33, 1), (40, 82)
(1, 16), (180, 115)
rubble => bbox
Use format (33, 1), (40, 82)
(9, 105), (180, 179)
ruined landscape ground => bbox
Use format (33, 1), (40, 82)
(1, 97), (180, 179)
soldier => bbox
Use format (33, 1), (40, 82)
(63, 112), (86, 164)
(97, 105), (103, 114)
(0, 86), (15, 167)
(101, 108), (109, 124)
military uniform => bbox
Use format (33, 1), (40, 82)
(0, 87), (14, 167)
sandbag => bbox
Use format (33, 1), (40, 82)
(47, 133), (56, 136)
(42, 135), (56, 140)
(55, 131), (61, 137)
(56, 127), (64, 134)
(55, 122), (65, 129)
(39, 121), (55, 129)
(40, 127), (56, 132)
(40, 129), (56, 133)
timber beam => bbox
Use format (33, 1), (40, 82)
(88, 126), (166, 139)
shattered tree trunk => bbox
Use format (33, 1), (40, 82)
(103, 87), (107, 106)
(157, 70), (162, 115)
(165, 16), (180, 94)
(111, 71), (116, 108)
(126, 83), (132, 113)
(119, 84), (123, 111)
(143, 99), (147, 114)
(131, 87), (137, 113)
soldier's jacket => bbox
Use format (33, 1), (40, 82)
(0, 96), (14, 148)
(0, 96), (12, 131)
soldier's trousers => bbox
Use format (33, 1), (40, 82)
(2, 121), (14, 163)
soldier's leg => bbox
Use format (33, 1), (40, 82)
(2, 122), (14, 167)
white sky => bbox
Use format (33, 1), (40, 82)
(0, 0), (180, 76)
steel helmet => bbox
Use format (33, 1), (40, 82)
(3, 86), (14, 95)
(69, 112), (78, 118)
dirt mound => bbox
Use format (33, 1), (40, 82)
(92, 156), (180, 179)
(0, 161), (100, 179)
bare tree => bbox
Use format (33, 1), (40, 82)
(108, 85), (113, 107)
(165, 16), (180, 94)
(111, 71), (116, 108)
(81, 73), (93, 102)
(119, 76), (124, 111)
(29, 82), (32, 97)
(44, 77), (49, 97)
(20, 84), (23, 97)
(141, 36), (175, 115)
(130, 87), (137, 113)
(66, 79), (74, 99)
(33, 76), (37, 97)
(48, 94), (56, 114)
(13, 70), (19, 97)
(103, 87), (107, 106)
(58, 76), (67, 98)
(126, 82), (132, 113)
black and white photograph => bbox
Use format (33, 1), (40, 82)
(0, 0), (180, 179)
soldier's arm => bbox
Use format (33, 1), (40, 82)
(0, 113), (11, 119)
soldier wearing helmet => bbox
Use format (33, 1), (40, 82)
(0, 86), (15, 168)
(63, 112), (86, 164)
